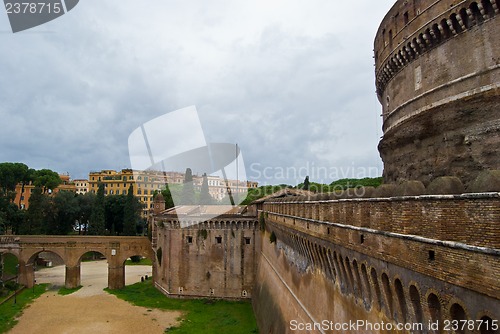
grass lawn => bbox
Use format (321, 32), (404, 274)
(0, 284), (48, 334)
(3, 253), (19, 276)
(125, 258), (152, 266)
(106, 280), (258, 333)
(58, 286), (82, 295)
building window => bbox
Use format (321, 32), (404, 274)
(215, 236), (222, 244)
(138, 189), (142, 195)
(404, 11), (409, 24)
(187, 236), (193, 244)
(428, 250), (435, 261)
(244, 237), (251, 245)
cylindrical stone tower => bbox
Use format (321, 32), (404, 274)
(374, 0), (499, 187)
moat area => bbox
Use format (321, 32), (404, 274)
(8, 261), (181, 334)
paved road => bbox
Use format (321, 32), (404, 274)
(8, 261), (182, 334)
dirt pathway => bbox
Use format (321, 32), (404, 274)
(8, 261), (182, 334)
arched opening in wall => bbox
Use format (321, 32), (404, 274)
(431, 24), (442, 42)
(394, 279), (408, 323)
(344, 257), (356, 296)
(381, 273), (393, 317)
(459, 9), (470, 29)
(418, 33), (427, 51)
(406, 43), (415, 60)
(440, 19), (452, 39)
(479, 315), (497, 334)
(470, 2), (485, 23)
(423, 29), (433, 48)
(0, 252), (19, 295)
(481, 0), (495, 18)
(361, 264), (372, 308)
(78, 251), (108, 291)
(326, 249), (336, 280)
(352, 260), (363, 300)
(123, 254), (153, 287)
(370, 268), (382, 311)
(427, 293), (442, 331)
(336, 253), (349, 294)
(28, 251), (65, 290)
(409, 285), (424, 329)
(450, 303), (468, 334)
(450, 14), (464, 33)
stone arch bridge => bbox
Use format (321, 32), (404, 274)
(0, 235), (153, 289)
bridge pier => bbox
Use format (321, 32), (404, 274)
(65, 265), (81, 289)
(108, 265), (125, 290)
(18, 261), (35, 288)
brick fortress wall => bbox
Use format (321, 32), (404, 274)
(152, 216), (260, 300)
(252, 194), (499, 333)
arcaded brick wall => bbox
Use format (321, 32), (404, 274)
(256, 195), (499, 332)
(263, 194), (500, 300)
(266, 194), (500, 248)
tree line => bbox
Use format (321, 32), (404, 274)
(0, 162), (143, 236)
(240, 176), (383, 204)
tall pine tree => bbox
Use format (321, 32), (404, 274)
(123, 184), (137, 236)
(302, 176), (310, 191)
(88, 183), (106, 235)
(181, 168), (195, 205)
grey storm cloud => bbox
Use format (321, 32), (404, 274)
(0, 0), (394, 185)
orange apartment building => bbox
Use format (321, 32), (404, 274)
(88, 169), (259, 215)
(14, 174), (76, 210)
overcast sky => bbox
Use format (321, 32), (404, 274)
(0, 0), (395, 185)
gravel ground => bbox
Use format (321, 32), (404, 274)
(8, 261), (182, 334)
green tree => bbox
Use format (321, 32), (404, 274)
(160, 183), (178, 210)
(47, 191), (80, 235)
(199, 173), (212, 205)
(181, 168), (195, 205)
(88, 183), (106, 235)
(33, 169), (62, 194)
(104, 195), (126, 234)
(301, 176), (310, 191)
(76, 192), (95, 235)
(0, 162), (30, 193)
(123, 185), (138, 236)
(22, 186), (49, 234)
